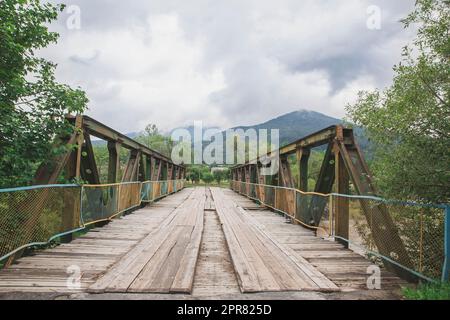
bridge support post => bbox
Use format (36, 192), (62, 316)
(107, 141), (121, 183)
(280, 155), (294, 188)
(145, 155), (152, 181)
(61, 130), (84, 244)
(295, 148), (310, 225)
(334, 145), (349, 248)
(296, 147), (310, 192)
(80, 133), (100, 184)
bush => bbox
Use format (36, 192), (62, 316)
(201, 172), (214, 184)
(403, 282), (450, 300)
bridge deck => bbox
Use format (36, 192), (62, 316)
(0, 187), (407, 299)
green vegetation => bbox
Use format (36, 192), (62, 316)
(213, 169), (230, 185)
(135, 124), (174, 158)
(201, 172), (214, 184)
(91, 144), (129, 183)
(0, 0), (88, 188)
(346, 0), (449, 204)
(403, 282), (450, 300)
(346, 0), (449, 285)
(185, 165), (230, 187)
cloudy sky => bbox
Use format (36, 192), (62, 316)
(43, 0), (416, 133)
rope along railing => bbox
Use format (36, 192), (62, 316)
(230, 180), (450, 283)
(0, 179), (185, 263)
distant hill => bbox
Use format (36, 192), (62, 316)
(229, 110), (342, 146)
(91, 109), (369, 155)
(227, 110), (369, 154)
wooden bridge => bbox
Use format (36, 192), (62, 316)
(0, 115), (425, 299)
(0, 187), (407, 299)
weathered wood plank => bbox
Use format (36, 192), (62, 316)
(211, 187), (338, 293)
(89, 188), (205, 294)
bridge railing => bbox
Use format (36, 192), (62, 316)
(230, 180), (449, 283)
(0, 179), (185, 264)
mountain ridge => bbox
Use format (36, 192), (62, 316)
(228, 110), (343, 145)
(93, 109), (368, 152)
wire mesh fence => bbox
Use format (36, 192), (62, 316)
(81, 184), (119, 225)
(231, 181), (330, 233)
(0, 185), (82, 262)
(231, 180), (449, 282)
(333, 194), (447, 281)
(141, 180), (185, 203)
(81, 182), (143, 225)
(0, 179), (185, 263)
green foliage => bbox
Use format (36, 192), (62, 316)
(201, 172), (214, 184)
(346, 0), (449, 203)
(91, 143), (135, 183)
(186, 166), (201, 183)
(135, 124), (173, 158)
(212, 168), (230, 184)
(0, 0), (88, 188)
(92, 144), (109, 183)
(185, 165), (214, 183)
(403, 282), (450, 300)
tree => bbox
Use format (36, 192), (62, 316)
(346, 0), (449, 203)
(136, 124), (173, 158)
(222, 168), (231, 181)
(213, 168), (230, 185)
(201, 172), (214, 184)
(0, 0), (88, 187)
(92, 144), (109, 183)
(213, 170), (223, 185)
(186, 166), (201, 183)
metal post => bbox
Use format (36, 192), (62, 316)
(442, 205), (450, 282)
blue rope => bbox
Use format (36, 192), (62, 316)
(0, 184), (80, 193)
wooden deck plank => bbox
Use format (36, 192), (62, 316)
(210, 187), (338, 293)
(0, 187), (408, 297)
(0, 188), (192, 294)
(241, 190), (407, 292)
(89, 188), (205, 294)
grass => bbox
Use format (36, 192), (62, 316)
(403, 282), (450, 300)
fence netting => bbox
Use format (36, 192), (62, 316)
(231, 181), (331, 234)
(0, 180), (185, 263)
(140, 180), (183, 203)
(0, 185), (81, 261)
(231, 180), (447, 282)
(335, 195), (446, 281)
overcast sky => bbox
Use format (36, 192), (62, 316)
(42, 0), (416, 133)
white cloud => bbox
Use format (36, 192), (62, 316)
(41, 0), (415, 132)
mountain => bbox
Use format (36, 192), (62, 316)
(91, 109), (369, 154)
(229, 110), (342, 146)
(229, 110), (369, 152)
